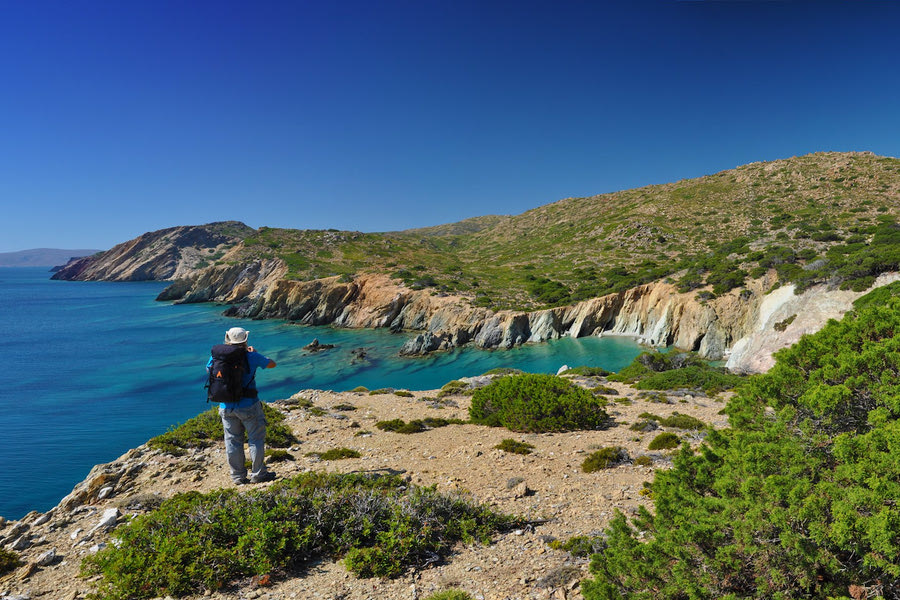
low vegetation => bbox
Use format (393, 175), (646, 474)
(609, 352), (746, 395)
(582, 446), (629, 472)
(581, 298), (900, 599)
(0, 548), (20, 576)
(375, 417), (466, 434)
(148, 404), (296, 455)
(638, 411), (706, 430)
(469, 373), (610, 433)
(646, 432), (680, 450)
(307, 447), (361, 460)
(209, 153), (900, 311)
(494, 439), (536, 455)
(82, 472), (521, 599)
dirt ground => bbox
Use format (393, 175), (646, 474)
(0, 377), (730, 600)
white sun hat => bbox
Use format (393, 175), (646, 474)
(225, 327), (249, 345)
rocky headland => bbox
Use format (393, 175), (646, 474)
(0, 377), (730, 600)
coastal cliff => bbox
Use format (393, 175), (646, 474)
(51, 222), (254, 282)
(159, 260), (898, 373)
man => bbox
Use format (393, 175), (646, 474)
(207, 326), (277, 485)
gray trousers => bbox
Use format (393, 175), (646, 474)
(219, 401), (268, 483)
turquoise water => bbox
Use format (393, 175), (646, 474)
(0, 268), (644, 519)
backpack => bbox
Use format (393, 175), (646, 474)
(206, 344), (257, 403)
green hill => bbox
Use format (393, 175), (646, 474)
(221, 151), (900, 310)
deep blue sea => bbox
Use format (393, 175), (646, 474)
(0, 267), (644, 519)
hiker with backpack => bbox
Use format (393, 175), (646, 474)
(206, 327), (277, 485)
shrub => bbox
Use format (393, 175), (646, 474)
(333, 403), (357, 411)
(582, 298), (900, 600)
(647, 432), (680, 450)
(549, 535), (606, 557)
(376, 418), (466, 434)
(82, 472), (520, 598)
(610, 352), (745, 394)
(495, 439), (535, 455)
(265, 449), (294, 462)
(657, 412), (705, 430)
(773, 314), (796, 331)
(393, 390), (414, 398)
(633, 455), (653, 467)
(425, 591), (473, 600)
(368, 388), (394, 395)
(351, 386), (369, 393)
(0, 548), (19, 576)
(148, 404), (296, 456)
(469, 374), (610, 433)
(582, 446), (629, 472)
(311, 448), (361, 460)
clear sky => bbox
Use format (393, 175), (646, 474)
(1, 0), (898, 252)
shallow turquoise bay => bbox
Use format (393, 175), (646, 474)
(0, 268), (644, 519)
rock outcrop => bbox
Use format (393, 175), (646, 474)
(51, 222), (253, 282)
(160, 262), (899, 373)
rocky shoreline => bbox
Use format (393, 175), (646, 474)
(0, 378), (730, 600)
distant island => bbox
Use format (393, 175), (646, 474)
(0, 248), (101, 268)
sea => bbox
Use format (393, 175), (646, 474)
(0, 267), (645, 520)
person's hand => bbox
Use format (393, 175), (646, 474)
(248, 345), (255, 352)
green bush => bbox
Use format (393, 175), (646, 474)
(633, 455), (653, 467)
(582, 446), (629, 472)
(265, 449), (294, 462)
(656, 412), (705, 430)
(581, 298), (900, 600)
(609, 352), (745, 394)
(148, 404), (296, 456)
(376, 418), (466, 434)
(424, 590), (473, 600)
(310, 447), (361, 460)
(495, 439), (535, 455)
(647, 432), (680, 450)
(82, 472), (520, 599)
(393, 390), (414, 397)
(549, 535), (606, 557)
(469, 374), (610, 433)
(0, 548), (20, 576)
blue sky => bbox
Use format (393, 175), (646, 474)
(1, 0), (898, 252)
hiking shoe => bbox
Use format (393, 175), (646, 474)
(234, 477), (250, 485)
(250, 471), (276, 484)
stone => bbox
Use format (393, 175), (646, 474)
(8, 536), (30, 551)
(512, 481), (531, 499)
(97, 486), (114, 500)
(35, 548), (57, 566)
(31, 513), (50, 527)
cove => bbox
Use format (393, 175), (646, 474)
(0, 268), (644, 519)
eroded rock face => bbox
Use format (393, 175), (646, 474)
(161, 265), (777, 363)
(725, 273), (900, 373)
(51, 222), (252, 282)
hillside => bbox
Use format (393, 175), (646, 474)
(51, 152), (900, 370)
(0, 375), (729, 600)
(221, 151), (900, 310)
